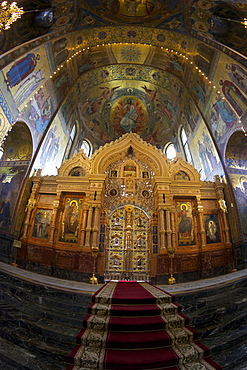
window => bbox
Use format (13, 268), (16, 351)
(164, 143), (176, 160)
(81, 139), (92, 157)
(180, 127), (193, 164)
(0, 147), (4, 160)
(63, 124), (77, 161)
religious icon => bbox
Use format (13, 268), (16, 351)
(5, 54), (40, 88)
(204, 214), (221, 244)
(109, 188), (117, 196)
(32, 209), (52, 239)
(60, 198), (81, 243)
(137, 257), (142, 267)
(137, 237), (142, 246)
(142, 190), (149, 198)
(176, 201), (195, 246)
(137, 217), (142, 226)
(119, 97), (138, 132)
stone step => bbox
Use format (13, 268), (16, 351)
(195, 308), (247, 338)
(0, 308), (78, 347)
(0, 293), (86, 328)
(203, 325), (247, 354)
(211, 337), (247, 370)
(0, 336), (67, 370)
(0, 275), (92, 308)
(178, 288), (247, 318)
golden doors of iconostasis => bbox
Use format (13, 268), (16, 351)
(104, 205), (150, 282)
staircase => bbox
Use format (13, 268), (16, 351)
(0, 266), (246, 369)
(67, 281), (222, 370)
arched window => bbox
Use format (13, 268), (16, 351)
(180, 127), (193, 165)
(0, 147), (4, 160)
(63, 124), (77, 161)
(81, 139), (92, 157)
(164, 143), (176, 160)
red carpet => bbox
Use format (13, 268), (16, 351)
(67, 281), (222, 370)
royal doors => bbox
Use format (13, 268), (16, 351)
(105, 205), (150, 281)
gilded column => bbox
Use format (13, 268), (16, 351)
(22, 197), (36, 239)
(166, 209), (172, 253)
(85, 205), (93, 247)
(91, 206), (100, 248)
(159, 208), (166, 251)
(171, 207), (176, 253)
(22, 177), (41, 238)
(218, 199), (231, 245)
(48, 195), (61, 244)
(79, 206), (88, 247)
(196, 198), (206, 248)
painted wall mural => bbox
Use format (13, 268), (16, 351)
(0, 122), (32, 232)
(226, 131), (247, 238)
(33, 116), (67, 176)
(83, 0), (182, 26)
(204, 55), (247, 161)
(78, 79), (181, 147)
(2, 48), (49, 109)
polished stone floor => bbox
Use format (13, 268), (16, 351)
(0, 260), (246, 294)
(0, 262), (246, 370)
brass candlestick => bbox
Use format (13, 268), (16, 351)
(90, 245), (99, 284)
(168, 253), (176, 285)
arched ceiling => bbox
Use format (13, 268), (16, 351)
(50, 36), (213, 149)
(0, 0), (246, 175)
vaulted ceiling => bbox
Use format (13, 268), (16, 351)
(1, 0), (247, 160)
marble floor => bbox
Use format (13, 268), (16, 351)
(0, 260), (246, 294)
(0, 261), (246, 370)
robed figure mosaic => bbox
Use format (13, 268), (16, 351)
(176, 201), (195, 246)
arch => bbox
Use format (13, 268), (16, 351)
(0, 121), (33, 232)
(58, 150), (90, 177)
(90, 133), (169, 177)
(81, 139), (92, 157)
(170, 156), (200, 182)
(164, 142), (177, 161)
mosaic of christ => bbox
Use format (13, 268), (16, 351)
(110, 96), (148, 136)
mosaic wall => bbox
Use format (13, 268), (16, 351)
(0, 24), (246, 235)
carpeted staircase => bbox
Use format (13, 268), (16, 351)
(67, 281), (222, 370)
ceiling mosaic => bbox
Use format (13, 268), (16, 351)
(81, 0), (184, 27)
